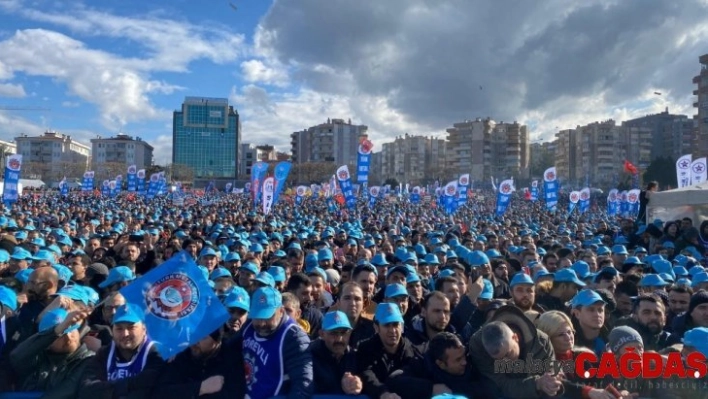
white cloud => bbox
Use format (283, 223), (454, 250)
(61, 101), (80, 108)
(0, 83), (26, 97)
(149, 134), (173, 165)
(240, 59), (289, 87)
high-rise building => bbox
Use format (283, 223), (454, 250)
(555, 120), (651, 186)
(172, 97), (241, 187)
(445, 118), (529, 182)
(91, 133), (154, 171)
(239, 143), (277, 178)
(377, 134), (446, 185)
(290, 118), (368, 166)
(693, 54), (708, 155)
(14, 131), (90, 182)
(622, 109), (696, 160)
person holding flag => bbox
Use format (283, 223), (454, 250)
(79, 303), (164, 398)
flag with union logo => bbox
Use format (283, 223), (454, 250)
(119, 251), (229, 359)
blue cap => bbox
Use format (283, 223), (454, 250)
(554, 269), (586, 287)
(81, 286), (100, 306)
(683, 327), (708, 357)
(0, 249), (9, 263)
(56, 285), (90, 305)
(53, 264), (74, 283)
(318, 248), (333, 261)
(438, 269), (456, 278)
(611, 245), (629, 255)
(623, 256), (644, 266)
(0, 286), (18, 311)
(689, 266), (706, 277)
(480, 279), (494, 300)
(423, 253), (440, 265)
(571, 261), (591, 279)
(322, 310), (352, 331)
(510, 273), (535, 287)
(652, 259), (673, 275)
(250, 287), (282, 320)
(673, 266), (690, 277)
(14, 268), (32, 284)
(224, 252), (241, 262)
(249, 243), (264, 253)
(468, 251), (490, 266)
(485, 249), (502, 259)
(385, 283), (408, 298)
(209, 267), (232, 281)
(39, 308), (80, 334)
(406, 273), (421, 284)
(371, 253), (389, 266)
(663, 241), (675, 249)
(307, 267), (327, 281)
(692, 272), (708, 288)
(254, 272), (275, 287)
(223, 286), (250, 311)
(374, 303), (404, 325)
(305, 254), (319, 269)
(571, 289), (606, 308)
(239, 261), (259, 275)
(639, 274), (669, 287)
(32, 249), (55, 263)
(199, 247), (218, 258)
(267, 266), (286, 283)
(659, 273), (675, 283)
(113, 303), (145, 324)
(11, 248), (31, 260)
(98, 266), (136, 288)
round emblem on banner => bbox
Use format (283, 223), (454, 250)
(137, 170), (145, 179)
(412, 187), (420, 194)
(570, 193), (579, 202)
(628, 192), (638, 203)
(146, 273), (199, 320)
(501, 184), (511, 194)
(150, 174), (159, 182)
(580, 192), (589, 200)
(609, 192), (617, 202)
(446, 185), (456, 195)
(296, 186), (306, 196)
(532, 181), (538, 188)
(693, 162), (705, 174)
(545, 171), (555, 180)
(8, 157), (21, 171)
(370, 187), (379, 196)
(275, 164), (290, 180)
(459, 176), (469, 186)
(127, 165), (136, 174)
(338, 169), (349, 180)
(679, 160), (691, 169)
(359, 139), (374, 154)
(621, 192), (628, 201)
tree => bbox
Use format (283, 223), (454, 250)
(165, 163), (195, 183)
(95, 162), (127, 182)
(289, 162), (337, 185)
(21, 162), (44, 179)
(643, 156), (676, 190)
(530, 149), (555, 179)
(47, 162), (85, 182)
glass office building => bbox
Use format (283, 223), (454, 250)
(172, 97), (241, 185)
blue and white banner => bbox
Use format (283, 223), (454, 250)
(336, 165), (356, 209)
(607, 189), (618, 216)
(101, 180), (110, 197)
(157, 172), (167, 195)
(59, 176), (68, 197)
(619, 190), (629, 215)
(369, 186), (380, 207)
(147, 173), (159, 199)
(251, 161), (269, 206)
(295, 185), (307, 205)
(262, 176), (275, 215)
(676, 154), (692, 188)
(457, 174), (470, 207)
(137, 169), (146, 196)
(119, 251), (229, 359)
(225, 182), (233, 193)
(495, 179), (514, 217)
(443, 181), (458, 215)
(82, 171), (94, 192)
(568, 191), (580, 215)
(543, 167), (558, 210)
(627, 189), (641, 216)
(127, 165), (137, 192)
(530, 180), (539, 202)
(357, 139), (374, 183)
(272, 161), (292, 205)
(411, 186), (421, 204)
(2, 154), (22, 206)
(109, 180), (119, 197)
(579, 187), (591, 214)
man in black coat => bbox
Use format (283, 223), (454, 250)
(310, 311), (362, 395)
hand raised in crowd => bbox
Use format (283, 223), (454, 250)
(54, 309), (89, 336)
(341, 372), (362, 395)
(467, 274), (484, 303)
(535, 372), (562, 397)
(199, 375), (224, 396)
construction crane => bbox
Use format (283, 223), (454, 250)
(0, 106), (51, 111)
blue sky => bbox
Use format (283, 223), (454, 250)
(0, 0), (706, 163)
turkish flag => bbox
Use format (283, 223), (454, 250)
(624, 160), (638, 175)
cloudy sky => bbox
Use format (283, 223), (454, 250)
(0, 0), (706, 163)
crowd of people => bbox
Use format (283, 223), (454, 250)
(0, 189), (708, 399)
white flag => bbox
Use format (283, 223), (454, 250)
(676, 154), (692, 188)
(262, 176), (275, 215)
(691, 157), (707, 185)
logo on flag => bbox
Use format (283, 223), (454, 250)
(532, 181), (538, 188)
(412, 187), (420, 194)
(679, 160), (691, 169)
(501, 183), (512, 194)
(296, 186), (306, 196)
(545, 170), (555, 180)
(137, 170), (145, 179)
(7, 157), (21, 171)
(459, 175), (469, 186)
(580, 191), (589, 201)
(338, 169), (350, 180)
(146, 273), (199, 319)
(628, 192), (638, 203)
(570, 192), (579, 202)
(693, 162), (705, 173)
(446, 184), (456, 195)
(128, 165), (136, 174)
(359, 139), (374, 154)
(609, 191), (617, 202)
(370, 186), (380, 196)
